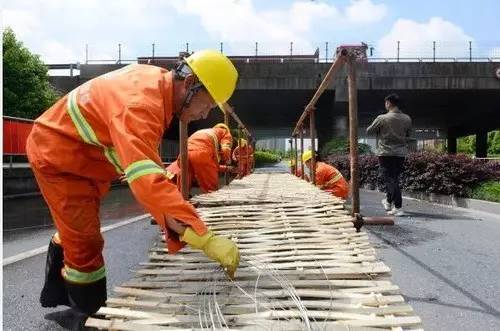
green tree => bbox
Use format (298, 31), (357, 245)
(488, 130), (500, 155)
(3, 27), (58, 119)
(457, 135), (475, 154)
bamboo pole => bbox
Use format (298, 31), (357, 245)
(179, 120), (189, 199)
(221, 103), (251, 138)
(309, 112), (316, 185)
(299, 125), (305, 180)
(294, 135), (299, 177)
(224, 111), (230, 185)
(293, 55), (346, 136)
(245, 132), (250, 176)
(238, 126), (243, 178)
(347, 57), (360, 217)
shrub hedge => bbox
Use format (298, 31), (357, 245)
(326, 152), (500, 198)
(254, 150), (281, 166)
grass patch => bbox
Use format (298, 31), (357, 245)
(471, 181), (500, 202)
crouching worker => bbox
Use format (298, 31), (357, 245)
(166, 123), (233, 193)
(27, 50), (240, 330)
(302, 150), (349, 199)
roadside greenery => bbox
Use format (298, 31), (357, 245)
(3, 28), (58, 119)
(457, 131), (500, 156)
(471, 181), (500, 202)
(254, 150), (281, 166)
(320, 137), (372, 158)
(327, 152), (500, 201)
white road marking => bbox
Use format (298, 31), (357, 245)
(3, 214), (150, 266)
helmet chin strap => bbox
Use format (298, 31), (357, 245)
(178, 82), (204, 118)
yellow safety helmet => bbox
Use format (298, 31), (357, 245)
(238, 139), (247, 147)
(213, 123), (230, 132)
(302, 150), (313, 163)
(185, 49), (238, 107)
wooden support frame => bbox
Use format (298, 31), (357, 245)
(294, 135), (298, 177)
(299, 126), (305, 180)
(347, 57), (360, 216)
(179, 120), (189, 199)
(309, 110), (316, 185)
(238, 126), (243, 178)
(224, 110), (230, 185)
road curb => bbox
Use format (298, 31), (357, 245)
(361, 188), (500, 215)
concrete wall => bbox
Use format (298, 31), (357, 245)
(48, 62), (500, 144)
(51, 62), (500, 93)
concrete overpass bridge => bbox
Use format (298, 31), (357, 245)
(49, 59), (500, 156)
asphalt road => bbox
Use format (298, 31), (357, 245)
(2, 187), (158, 331)
(361, 189), (500, 331)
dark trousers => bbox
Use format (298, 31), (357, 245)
(378, 156), (405, 208)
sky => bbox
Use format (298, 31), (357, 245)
(2, 0), (500, 63)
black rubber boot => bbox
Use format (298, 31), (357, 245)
(44, 308), (97, 331)
(66, 277), (107, 315)
(40, 239), (70, 308)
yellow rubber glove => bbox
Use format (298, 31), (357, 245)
(181, 228), (240, 279)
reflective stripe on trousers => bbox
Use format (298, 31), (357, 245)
(62, 265), (106, 284)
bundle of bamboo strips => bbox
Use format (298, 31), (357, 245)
(87, 173), (422, 330)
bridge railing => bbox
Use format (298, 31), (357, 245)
(46, 41), (500, 75)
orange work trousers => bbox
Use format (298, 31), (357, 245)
(167, 149), (219, 193)
(325, 177), (349, 199)
(26, 135), (109, 274)
(236, 157), (250, 178)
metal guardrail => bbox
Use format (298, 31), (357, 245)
(3, 116), (34, 123)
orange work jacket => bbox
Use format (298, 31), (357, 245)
(314, 162), (349, 199)
(31, 64), (207, 253)
(188, 127), (232, 163)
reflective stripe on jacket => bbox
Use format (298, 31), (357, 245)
(33, 64), (207, 253)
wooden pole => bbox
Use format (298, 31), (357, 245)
(299, 125), (305, 180)
(347, 57), (360, 216)
(224, 111), (230, 185)
(293, 55), (345, 135)
(245, 133), (249, 176)
(238, 126), (243, 178)
(179, 120), (189, 199)
(294, 136), (298, 177)
(309, 111), (316, 185)
(288, 138), (294, 174)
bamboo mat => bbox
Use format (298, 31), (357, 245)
(87, 173), (423, 330)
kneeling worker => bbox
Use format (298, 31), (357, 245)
(302, 150), (349, 199)
(27, 50), (240, 330)
(166, 123), (233, 193)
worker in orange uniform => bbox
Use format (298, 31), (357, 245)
(232, 139), (254, 178)
(166, 123), (232, 193)
(302, 150), (349, 199)
(26, 50), (240, 330)
(289, 158), (304, 178)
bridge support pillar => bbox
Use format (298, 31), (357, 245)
(476, 130), (488, 158)
(447, 129), (457, 154)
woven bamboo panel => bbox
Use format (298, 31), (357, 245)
(87, 173), (423, 330)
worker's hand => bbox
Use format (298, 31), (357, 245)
(118, 174), (127, 183)
(181, 228), (240, 279)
